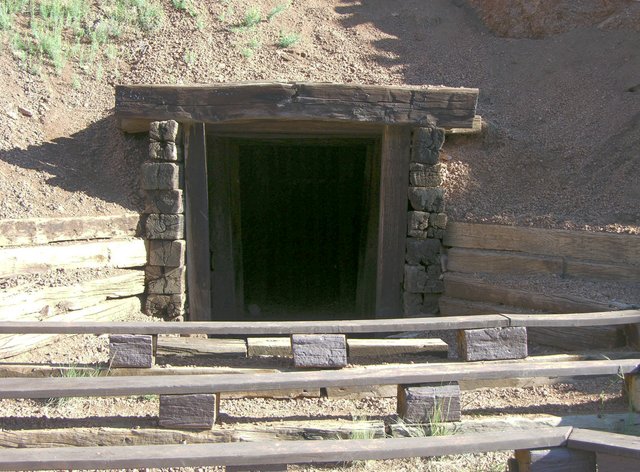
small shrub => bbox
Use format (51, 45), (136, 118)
(183, 49), (196, 65)
(267, 2), (289, 21)
(242, 6), (262, 28)
(276, 30), (299, 48)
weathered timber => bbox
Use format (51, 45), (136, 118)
(565, 259), (640, 282)
(397, 382), (461, 423)
(443, 273), (615, 313)
(347, 338), (448, 357)
(148, 240), (186, 267)
(0, 271), (144, 319)
(144, 189), (184, 214)
(514, 447), (595, 472)
(506, 311), (640, 327)
(446, 248), (563, 276)
(157, 337), (247, 357)
(0, 239), (146, 277)
(226, 465), (287, 472)
(0, 428), (572, 470)
(145, 214), (184, 240)
(0, 314), (511, 335)
(0, 359), (637, 399)
(457, 327), (528, 362)
(438, 296), (533, 317)
(0, 420), (385, 448)
(376, 126), (412, 316)
(0, 297), (141, 360)
(292, 334), (348, 368)
(444, 222), (640, 266)
(115, 83), (479, 131)
(140, 162), (183, 190)
(325, 385), (398, 398)
(109, 334), (154, 368)
(567, 428), (640, 460)
(184, 122), (212, 321)
(159, 394), (217, 429)
(148, 140), (180, 161)
(247, 338), (292, 357)
(0, 214), (140, 247)
(149, 120), (180, 142)
(146, 266), (186, 295)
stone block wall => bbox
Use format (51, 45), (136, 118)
(143, 120), (187, 321)
(403, 127), (447, 317)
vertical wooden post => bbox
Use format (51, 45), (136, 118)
(184, 122), (212, 321)
(375, 125), (411, 317)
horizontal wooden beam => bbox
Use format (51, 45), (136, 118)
(0, 314), (510, 335)
(505, 310), (640, 327)
(444, 222), (640, 267)
(567, 429), (640, 459)
(115, 83), (479, 131)
(0, 214), (141, 247)
(0, 359), (637, 399)
(0, 239), (146, 277)
(0, 428), (571, 469)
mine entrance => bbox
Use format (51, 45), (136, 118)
(207, 134), (380, 321)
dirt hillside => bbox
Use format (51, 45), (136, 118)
(1, 0), (638, 232)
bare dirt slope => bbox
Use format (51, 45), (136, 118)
(0, 0), (638, 232)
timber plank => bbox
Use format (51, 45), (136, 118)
(0, 428), (571, 469)
(0, 314), (510, 335)
(0, 421), (385, 449)
(157, 337), (247, 357)
(0, 214), (140, 247)
(565, 259), (640, 282)
(567, 428), (640, 459)
(0, 297), (142, 359)
(0, 359), (637, 399)
(0, 271), (144, 319)
(0, 239), (146, 277)
(444, 222), (640, 266)
(443, 273), (614, 313)
(438, 296), (536, 316)
(115, 83), (479, 131)
(506, 310), (640, 327)
(446, 248), (563, 276)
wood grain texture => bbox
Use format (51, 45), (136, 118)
(444, 222), (640, 266)
(0, 359), (637, 399)
(446, 248), (563, 275)
(0, 297), (141, 360)
(567, 428), (640, 459)
(0, 214), (140, 247)
(0, 314), (510, 335)
(0, 420), (385, 448)
(596, 452), (639, 472)
(0, 428), (571, 470)
(0, 271), (144, 320)
(515, 447), (595, 472)
(0, 239), (146, 277)
(115, 83), (479, 130)
(184, 123), (212, 321)
(156, 337), (247, 357)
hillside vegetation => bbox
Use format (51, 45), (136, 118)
(1, 0), (638, 233)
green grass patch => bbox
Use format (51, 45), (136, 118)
(242, 6), (262, 28)
(276, 30), (299, 48)
(267, 2), (289, 21)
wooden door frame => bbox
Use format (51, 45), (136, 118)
(185, 121), (411, 320)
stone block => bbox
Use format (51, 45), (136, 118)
(145, 214), (184, 240)
(458, 327), (528, 361)
(145, 293), (186, 319)
(406, 238), (441, 265)
(144, 189), (184, 214)
(397, 382), (461, 423)
(429, 212), (447, 229)
(141, 162), (183, 190)
(408, 187), (445, 212)
(514, 447), (596, 472)
(109, 334), (154, 368)
(407, 211), (430, 239)
(403, 292), (423, 317)
(149, 140), (181, 161)
(146, 265), (186, 295)
(404, 264), (427, 293)
(159, 393), (217, 429)
(409, 163), (443, 187)
(148, 240), (186, 267)
(427, 228), (446, 239)
(291, 334), (347, 368)
(411, 127), (445, 165)
(149, 120), (180, 142)
(422, 294), (440, 315)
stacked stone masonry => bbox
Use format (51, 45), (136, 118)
(143, 120), (187, 320)
(403, 126), (446, 317)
